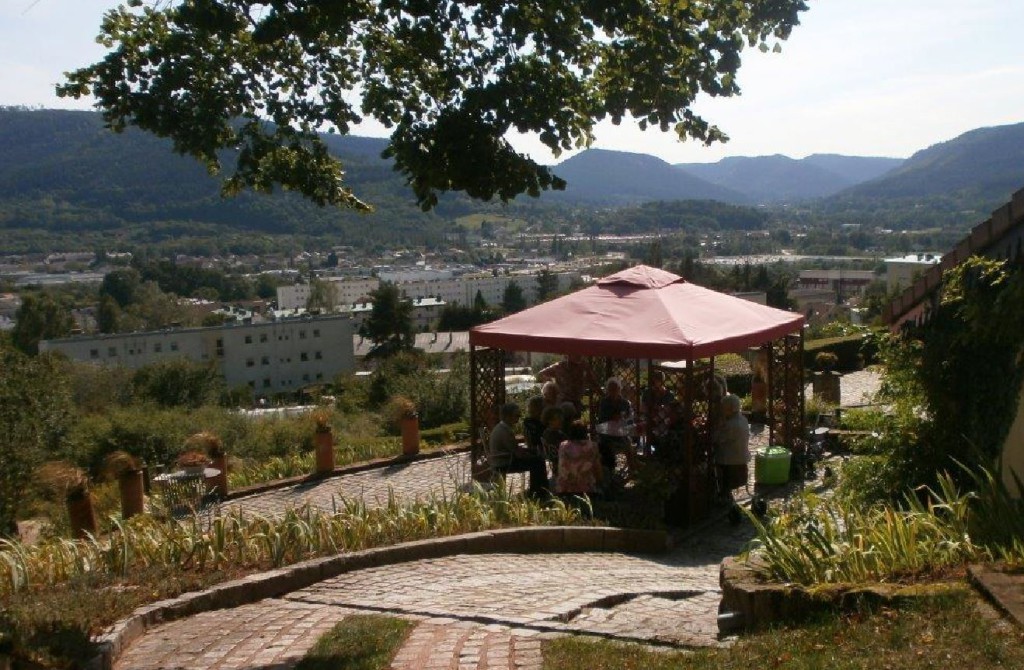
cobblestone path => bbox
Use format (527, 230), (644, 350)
(117, 523), (753, 670)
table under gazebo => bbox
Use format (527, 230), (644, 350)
(468, 265), (806, 525)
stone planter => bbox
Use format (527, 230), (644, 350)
(401, 416), (420, 456)
(118, 469), (145, 519)
(314, 431), (335, 474)
(812, 371), (841, 405)
(67, 489), (98, 539)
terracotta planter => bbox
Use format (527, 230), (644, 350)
(314, 431), (335, 474)
(67, 490), (98, 539)
(118, 469), (145, 519)
(207, 453), (229, 498)
(401, 416), (420, 456)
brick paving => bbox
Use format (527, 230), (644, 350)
(115, 371), (881, 669)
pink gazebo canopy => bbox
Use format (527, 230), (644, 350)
(470, 265), (804, 359)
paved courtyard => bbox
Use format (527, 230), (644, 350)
(115, 371), (881, 669)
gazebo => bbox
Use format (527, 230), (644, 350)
(468, 265), (806, 524)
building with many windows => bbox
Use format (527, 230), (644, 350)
(40, 314), (355, 395)
(275, 270), (580, 312)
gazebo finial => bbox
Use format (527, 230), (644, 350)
(597, 264), (683, 289)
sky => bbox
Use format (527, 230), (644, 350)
(2, 0), (1022, 164)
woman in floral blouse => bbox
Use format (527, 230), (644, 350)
(556, 421), (602, 497)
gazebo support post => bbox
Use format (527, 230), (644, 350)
(765, 340), (776, 447)
(470, 344), (480, 473)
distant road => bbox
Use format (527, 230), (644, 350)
(703, 254), (878, 266)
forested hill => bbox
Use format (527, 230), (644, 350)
(677, 154), (902, 203)
(837, 122), (1024, 205)
(0, 108), (453, 247)
(548, 148), (748, 205)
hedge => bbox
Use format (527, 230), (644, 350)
(804, 334), (877, 372)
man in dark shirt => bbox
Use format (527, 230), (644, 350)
(488, 402), (548, 495)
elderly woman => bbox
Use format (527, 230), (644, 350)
(596, 377), (632, 473)
(540, 380), (560, 411)
(713, 394), (750, 499)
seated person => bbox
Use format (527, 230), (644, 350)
(713, 394), (750, 500)
(641, 369), (675, 451)
(540, 380), (561, 412)
(522, 395), (546, 455)
(596, 376), (633, 472)
(557, 421), (602, 497)
(540, 405), (566, 476)
(488, 402), (548, 496)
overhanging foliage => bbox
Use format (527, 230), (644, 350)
(58, 0), (807, 210)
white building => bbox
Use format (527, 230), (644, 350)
(797, 269), (876, 296)
(277, 270), (580, 312)
(347, 297), (446, 331)
(397, 271), (579, 307)
(885, 253), (941, 292)
(276, 277), (380, 311)
(40, 315), (355, 395)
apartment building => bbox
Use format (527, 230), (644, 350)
(276, 277), (380, 311)
(40, 314), (355, 395)
(797, 269), (876, 296)
(885, 253), (941, 291)
(276, 270), (580, 312)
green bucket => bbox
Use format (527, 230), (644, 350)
(754, 446), (791, 485)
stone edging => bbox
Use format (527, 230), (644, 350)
(224, 444), (471, 500)
(968, 564), (1024, 629)
(87, 525), (668, 670)
(719, 556), (967, 632)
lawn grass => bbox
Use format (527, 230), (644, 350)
(543, 591), (1024, 669)
(296, 615), (412, 670)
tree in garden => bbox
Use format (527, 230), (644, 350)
(535, 269), (559, 303)
(0, 345), (74, 536)
(58, 0), (807, 210)
(132, 359), (225, 408)
(99, 267), (142, 308)
(361, 283), (414, 358)
(11, 293), (74, 355)
(502, 280), (527, 314)
(97, 294), (122, 333)
(306, 278), (340, 313)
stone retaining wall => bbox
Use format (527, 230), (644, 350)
(719, 556), (967, 632)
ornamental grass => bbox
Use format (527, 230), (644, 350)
(0, 480), (582, 598)
(746, 466), (1024, 585)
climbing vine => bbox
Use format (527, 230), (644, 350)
(885, 257), (1024, 490)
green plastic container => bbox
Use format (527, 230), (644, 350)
(754, 446), (791, 485)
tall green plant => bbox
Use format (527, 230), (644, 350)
(0, 347), (74, 535)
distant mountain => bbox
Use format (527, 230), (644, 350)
(548, 149), (748, 205)
(801, 154), (902, 185)
(676, 154), (902, 203)
(839, 122), (1024, 204)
